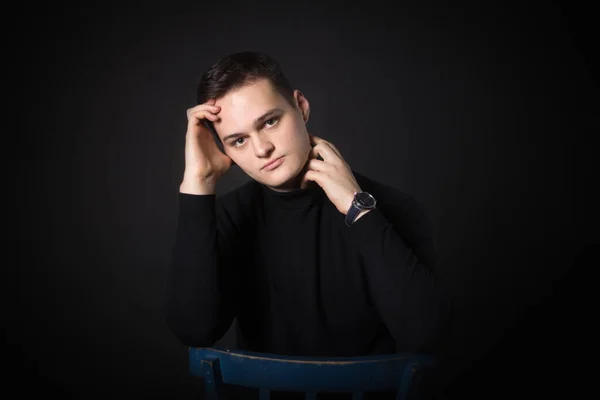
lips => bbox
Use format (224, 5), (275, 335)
(263, 156), (283, 170)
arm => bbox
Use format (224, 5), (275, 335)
(165, 192), (243, 347)
(165, 99), (239, 346)
(298, 135), (448, 353)
(348, 194), (449, 354)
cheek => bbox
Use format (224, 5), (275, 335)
(224, 148), (241, 165)
(285, 121), (309, 147)
(295, 130), (311, 154)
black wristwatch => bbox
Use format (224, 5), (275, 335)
(344, 191), (377, 227)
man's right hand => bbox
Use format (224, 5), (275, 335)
(180, 99), (233, 195)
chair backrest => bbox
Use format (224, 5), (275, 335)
(189, 346), (436, 400)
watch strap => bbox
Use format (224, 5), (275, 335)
(344, 202), (362, 227)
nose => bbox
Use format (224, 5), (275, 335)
(253, 135), (275, 158)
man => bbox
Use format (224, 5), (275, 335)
(165, 50), (447, 363)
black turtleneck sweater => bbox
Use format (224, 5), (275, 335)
(165, 171), (447, 358)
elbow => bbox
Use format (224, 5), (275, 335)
(165, 308), (233, 348)
(165, 315), (219, 347)
(416, 294), (453, 354)
(392, 295), (452, 355)
(175, 334), (216, 348)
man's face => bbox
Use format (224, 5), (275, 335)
(212, 78), (312, 192)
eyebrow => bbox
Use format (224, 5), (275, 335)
(222, 108), (283, 142)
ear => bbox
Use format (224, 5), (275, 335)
(294, 89), (310, 123)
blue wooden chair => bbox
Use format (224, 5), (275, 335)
(189, 346), (436, 399)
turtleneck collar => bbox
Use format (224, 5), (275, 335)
(259, 180), (324, 211)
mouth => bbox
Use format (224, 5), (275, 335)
(262, 156), (284, 171)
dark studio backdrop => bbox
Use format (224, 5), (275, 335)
(10, 1), (596, 398)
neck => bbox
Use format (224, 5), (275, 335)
(266, 155), (314, 193)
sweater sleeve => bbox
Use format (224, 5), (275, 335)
(165, 192), (243, 347)
(347, 194), (449, 354)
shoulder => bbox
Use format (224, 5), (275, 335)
(215, 179), (261, 222)
(353, 170), (423, 214)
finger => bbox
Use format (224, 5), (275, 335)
(309, 133), (324, 145)
(187, 103), (221, 118)
(311, 142), (341, 164)
(307, 158), (330, 172)
(187, 114), (219, 137)
(186, 111), (220, 135)
(189, 104), (221, 116)
(325, 141), (342, 159)
(301, 169), (322, 187)
(309, 134), (342, 159)
(309, 134), (331, 149)
(309, 146), (323, 161)
(202, 111), (221, 122)
(187, 108), (221, 123)
(309, 147), (327, 163)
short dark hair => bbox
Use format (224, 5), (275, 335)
(196, 51), (297, 109)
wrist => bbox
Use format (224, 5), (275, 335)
(180, 173), (217, 195)
(344, 191), (377, 227)
(354, 209), (372, 222)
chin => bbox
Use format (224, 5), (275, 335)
(258, 162), (304, 191)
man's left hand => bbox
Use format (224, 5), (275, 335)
(301, 134), (369, 219)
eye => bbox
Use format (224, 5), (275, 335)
(232, 137), (246, 147)
(265, 117), (279, 127)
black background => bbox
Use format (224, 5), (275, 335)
(9, 1), (596, 398)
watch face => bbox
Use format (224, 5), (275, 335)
(355, 192), (376, 208)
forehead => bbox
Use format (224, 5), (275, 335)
(213, 79), (288, 135)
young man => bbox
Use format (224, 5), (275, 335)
(165, 51), (448, 361)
